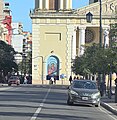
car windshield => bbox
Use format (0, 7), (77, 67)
(10, 76), (19, 79)
(73, 80), (97, 89)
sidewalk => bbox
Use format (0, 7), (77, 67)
(101, 95), (117, 115)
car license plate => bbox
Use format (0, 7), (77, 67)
(82, 97), (88, 100)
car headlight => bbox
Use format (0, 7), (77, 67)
(91, 92), (100, 99)
(70, 90), (78, 95)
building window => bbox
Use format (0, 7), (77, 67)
(46, 55), (59, 80)
(85, 29), (95, 43)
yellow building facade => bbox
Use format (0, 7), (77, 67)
(30, 0), (117, 85)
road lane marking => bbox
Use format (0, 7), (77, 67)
(99, 107), (117, 120)
(0, 87), (13, 91)
(0, 87), (19, 91)
(30, 87), (51, 120)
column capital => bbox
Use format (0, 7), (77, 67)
(78, 26), (86, 30)
(102, 25), (110, 30)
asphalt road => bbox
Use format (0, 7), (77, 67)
(0, 85), (117, 120)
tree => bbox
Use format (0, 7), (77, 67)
(18, 51), (32, 75)
(72, 43), (117, 78)
(109, 16), (117, 73)
(0, 40), (18, 79)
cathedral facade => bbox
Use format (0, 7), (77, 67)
(30, 0), (117, 85)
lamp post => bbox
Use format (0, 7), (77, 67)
(99, 0), (104, 96)
(99, 0), (102, 47)
(71, 35), (73, 76)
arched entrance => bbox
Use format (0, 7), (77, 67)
(46, 55), (59, 80)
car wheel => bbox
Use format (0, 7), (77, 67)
(95, 102), (100, 107)
(67, 96), (73, 105)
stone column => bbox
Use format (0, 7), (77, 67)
(66, 0), (72, 10)
(104, 29), (109, 48)
(35, 0), (39, 9)
(45, 0), (49, 9)
(69, 0), (72, 9)
(39, 0), (43, 9)
(66, 0), (70, 9)
(72, 27), (77, 59)
(60, 0), (63, 9)
(79, 26), (86, 56)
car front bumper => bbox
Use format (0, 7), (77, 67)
(70, 94), (100, 105)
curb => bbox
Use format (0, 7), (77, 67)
(101, 102), (117, 115)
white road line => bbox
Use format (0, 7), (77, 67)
(99, 107), (117, 120)
(30, 87), (51, 120)
(0, 87), (12, 91)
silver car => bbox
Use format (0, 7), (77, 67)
(67, 80), (101, 107)
(8, 76), (20, 86)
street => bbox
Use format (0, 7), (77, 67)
(0, 85), (117, 120)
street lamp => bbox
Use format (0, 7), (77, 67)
(86, 12), (93, 23)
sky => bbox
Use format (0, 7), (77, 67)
(5, 0), (89, 32)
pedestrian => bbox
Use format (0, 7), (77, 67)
(69, 76), (72, 84)
(50, 77), (54, 84)
(23, 75), (28, 84)
(73, 76), (77, 80)
(54, 77), (56, 84)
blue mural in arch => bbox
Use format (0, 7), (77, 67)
(46, 56), (59, 80)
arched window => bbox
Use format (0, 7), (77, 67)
(46, 55), (59, 80)
(85, 29), (95, 43)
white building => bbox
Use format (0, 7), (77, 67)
(11, 22), (24, 63)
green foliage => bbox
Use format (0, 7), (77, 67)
(109, 21), (117, 73)
(72, 43), (117, 76)
(18, 52), (32, 75)
(0, 40), (18, 75)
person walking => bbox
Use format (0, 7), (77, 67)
(69, 76), (72, 84)
(23, 75), (28, 84)
(54, 77), (56, 84)
(50, 77), (54, 84)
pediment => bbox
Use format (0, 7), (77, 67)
(75, 0), (117, 18)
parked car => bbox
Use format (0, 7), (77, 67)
(67, 80), (101, 107)
(8, 76), (20, 86)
